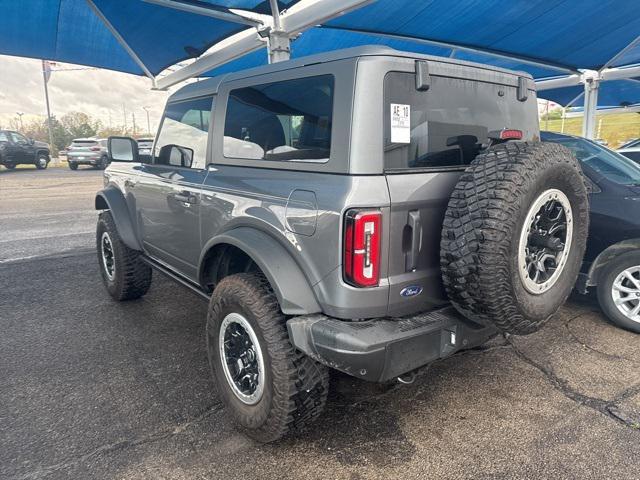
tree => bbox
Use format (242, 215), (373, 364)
(60, 111), (101, 139)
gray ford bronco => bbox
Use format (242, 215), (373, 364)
(96, 46), (589, 442)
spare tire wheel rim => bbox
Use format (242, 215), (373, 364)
(101, 231), (116, 281)
(518, 189), (573, 295)
(219, 313), (265, 405)
(611, 266), (640, 323)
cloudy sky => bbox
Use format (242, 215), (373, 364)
(0, 54), (170, 133)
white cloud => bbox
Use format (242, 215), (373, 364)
(0, 54), (170, 133)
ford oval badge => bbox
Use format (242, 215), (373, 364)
(400, 285), (423, 297)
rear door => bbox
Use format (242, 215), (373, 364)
(1, 131), (19, 162)
(383, 70), (539, 316)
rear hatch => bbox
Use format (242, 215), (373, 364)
(383, 66), (539, 316)
(68, 139), (100, 158)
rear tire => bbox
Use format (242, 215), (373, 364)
(596, 253), (640, 334)
(69, 162), (78, 170)
(207, 273), (329, 443)
(4, 162), (16, 170)
(97, 156), (109, 170)
(96, 211), (152, 301)
(441, 141), (589, 335)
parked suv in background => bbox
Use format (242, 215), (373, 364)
(94, 47), (589, 442)
(67, 138), (109, 170)
(136, 138), (154, 162)
(542, 131), (640, 333)
(0, 130), (50, 170)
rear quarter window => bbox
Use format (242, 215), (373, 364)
(383, 72), (538, 170)
(223, 75), (334, 163)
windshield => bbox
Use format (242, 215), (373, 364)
(544, 134), (640, 186)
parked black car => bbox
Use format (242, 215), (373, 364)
(542, 131), (640, 333)
(0, 130), (50, 170)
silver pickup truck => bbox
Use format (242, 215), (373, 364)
(94, 46), (589, 442)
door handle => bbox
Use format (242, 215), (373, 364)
(405, 210), (422, 272)
(173, 190), (198, 204)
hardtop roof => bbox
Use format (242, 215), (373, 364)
(167, 45), (533, 103)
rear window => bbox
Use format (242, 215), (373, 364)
(71, 140), (97, 147)
(224, 75), (334, 163)
(383, 72), (538, 170)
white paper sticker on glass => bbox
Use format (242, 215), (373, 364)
(390, 103), (410, 144)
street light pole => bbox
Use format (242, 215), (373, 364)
(16, 112), (24, 131)
(142, 106), (151, 135)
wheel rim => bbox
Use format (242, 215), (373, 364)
(38, 157), (47, 167)
(611, 265), (640, 324)
(518, 189), (573, 294)
(218, 313), (265, 405)
(100, 231), (116, 281)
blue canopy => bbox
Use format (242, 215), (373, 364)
(1, 0), (639, 107)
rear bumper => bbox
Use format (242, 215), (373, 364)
(68, 156), (101, 165)
(287, 306), (497, 382)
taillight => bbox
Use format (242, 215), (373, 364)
(488, 128), (523, 141)
(91, 146), (101, 151)
(343, 209), (381, 287)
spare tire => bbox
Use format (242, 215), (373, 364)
(440, 141), (589, 335)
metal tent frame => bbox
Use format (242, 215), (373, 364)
(83, 0), (638, 138)
(535, 35), (640, 138)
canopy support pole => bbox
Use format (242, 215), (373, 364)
(267, 0), (290, 63)
(156, 0), (373, 90)
(582, 71), (600, 139)
(85, 0), (156, 86)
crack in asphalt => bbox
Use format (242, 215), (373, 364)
(8, 403), (225, 480)
(564, 315), (640, 365)
(505, 312), (640, 430)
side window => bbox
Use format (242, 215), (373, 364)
(223, 75), (334, 163)
(10, 132), (27, 144)
(154, 96), (213, 169)
(0, 132), (8, 142)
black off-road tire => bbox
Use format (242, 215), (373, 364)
(596, 252), (640, 334)
(207, 273), (329, 443)
(35, 155), (48, 170)
(441, 141), (589, 335)
(69, 162), (78, 170)
(96, 211), (152, 301)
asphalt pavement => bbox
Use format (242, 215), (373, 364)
(1, 168), (639, 480)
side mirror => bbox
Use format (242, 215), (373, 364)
(107, 136), (139, 162)
(158, 144), (194, 168)
(28, 138), (35, 145)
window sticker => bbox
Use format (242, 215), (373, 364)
(390, 103), (410, 144)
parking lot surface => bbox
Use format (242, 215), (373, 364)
(1, 168), (640, 480)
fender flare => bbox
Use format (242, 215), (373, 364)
(586, 238), (640, 287)
(95, 186), (142, 251)
(200, 227), (321, 316)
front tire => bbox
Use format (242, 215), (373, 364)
(96, 211), (152, 301)
(35, 155), (48, 170)
(597, 253), (640, 334)
(4, 162), (16, 170)
(441, 141), (589, 335)
(69, 162), (78, 170)
(207, 273), (329, 443)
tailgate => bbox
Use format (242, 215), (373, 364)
(385, 172), (460, 316)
